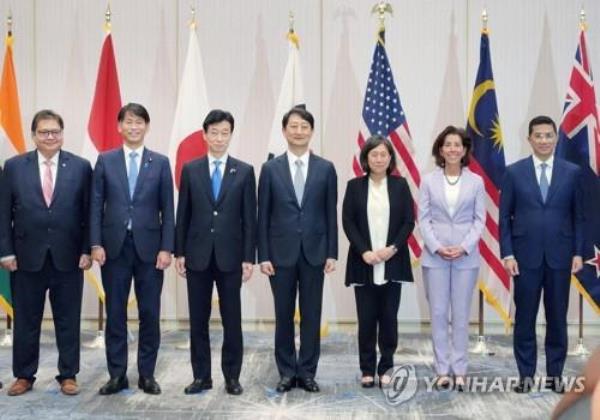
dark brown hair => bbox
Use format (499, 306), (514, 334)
(432, 125), (472, 168)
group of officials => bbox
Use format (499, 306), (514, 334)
(0, 102), (583, 398)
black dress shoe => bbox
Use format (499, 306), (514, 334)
(297, 377), (320, 392)
(184, 378), (213, 394)
(360, 376), (375, 388)
(225, 378), (243, 395)
(275, 377), (296, 393)
(138, 377), (161, 395)
(545, 377), (565, 394)
(99, 376), (129, 395)
(513, 377), (534, 393)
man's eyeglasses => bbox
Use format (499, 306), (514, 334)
(36, 130), (63, 139)
(531, 132), (556, 140)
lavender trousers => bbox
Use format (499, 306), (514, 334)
(423, 266), (478, 376)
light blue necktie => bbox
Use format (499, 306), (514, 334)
(293, 159), (305, 205)
(540, 162), (549, 202)
(212, 160), (222, 200)
(128, 151), (139, 199)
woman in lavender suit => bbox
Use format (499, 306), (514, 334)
(418, 126), (485, 391)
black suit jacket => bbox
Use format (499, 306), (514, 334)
(89, 147), (175, 263)
(258, 152), (338, 267)
(0, 150), (92, 272)
(342, 175), (414, 286)
(175, 156), (256, 271)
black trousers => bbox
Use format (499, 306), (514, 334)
(513, 258), (570, 378)
(12, 252), (83, 382)
(269, 252), (324, 379)
(101, 233), (163, 379)
(354, 282), (401, 377)
(186, 253), (243, 381)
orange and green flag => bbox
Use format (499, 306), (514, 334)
(0, 28), (27, 318)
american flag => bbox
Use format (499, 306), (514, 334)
(353, 29), (422, 259)
(466, 31), (511, 325)
(556, 27), (600, 313)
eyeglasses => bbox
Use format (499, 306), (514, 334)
(36, 130), (63, 139)
(531, 132), (555, 140)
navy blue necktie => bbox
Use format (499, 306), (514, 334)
(212, 160), (222, 200)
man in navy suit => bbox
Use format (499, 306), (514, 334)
(0, 110), (92, 396)
(90, 103), (174, 395)
(500, 115), (583, 393)
(258, 106), (338, 393)
(175, 110), (256, 396)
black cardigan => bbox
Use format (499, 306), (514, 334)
(342, 175), (415, 286)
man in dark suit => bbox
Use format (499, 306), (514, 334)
(258, 106), (338, 393)
(500, 115), (583, 394)
(175, 110), (256, 396)
(0, 110), (92, 396)
(90, 103), (175, 395)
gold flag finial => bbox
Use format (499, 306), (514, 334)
(482, 8), (489, 34)
(371, 1), (392, 31)
(579, 7), (587, 31)
(190, 4), (197, 29)
(288, 11), (295, 33)
(7, 9), (12, 35)
(104, 3), (112, 33)
(287, 11), (299, 49)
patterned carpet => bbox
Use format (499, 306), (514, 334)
(0, 325), (595, 419)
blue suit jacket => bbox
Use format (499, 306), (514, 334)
(257, 153), (338, 267)
(90, 147), (175, 263)
(499, 156), (584, 270)
(175, 155), (256, 271)
(0, 150), (92, 272)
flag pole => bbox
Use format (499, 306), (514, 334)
(568, 6), (591, 357)
(174, 3), (198, 352)
(470, 8), (494, 356)
(85, 3), (113, 350)
(0, 11), (14, 349)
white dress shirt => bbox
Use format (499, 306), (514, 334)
(367, 177), (390, 285)
(287, 150), (309, 182)
(208, 153), (229, 177)
(37, 150), (59, 188)
(532, 154), (553, 186)
(123, 145), (144, 176)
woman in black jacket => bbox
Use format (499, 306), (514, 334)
(342, 135), (415, 388)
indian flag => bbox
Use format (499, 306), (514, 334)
(0, 29), (27, 317)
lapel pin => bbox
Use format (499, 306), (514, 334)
(61, 163), (66, 167)
(229, 168), (236, 174)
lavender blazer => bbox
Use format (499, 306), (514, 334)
(418, 167), (485, 269)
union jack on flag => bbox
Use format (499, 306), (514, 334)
(556, 27), (600, 313)
(353, 28), (422, 259)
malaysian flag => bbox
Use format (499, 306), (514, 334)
(353, 28), (422, 259)
(556, 26), (600, 313)
(466, 31), (511, 326)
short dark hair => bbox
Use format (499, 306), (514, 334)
(359, 135), (397, 175)
(282, 106), (314, 130)
(203, 109), (235, 133)
(528, 115), (556, 136)
(117, 103), (150, 123)
(31, 109), (64, 133)
(431, 125), (472, 168)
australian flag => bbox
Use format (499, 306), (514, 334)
(556, 28), (600, 313)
